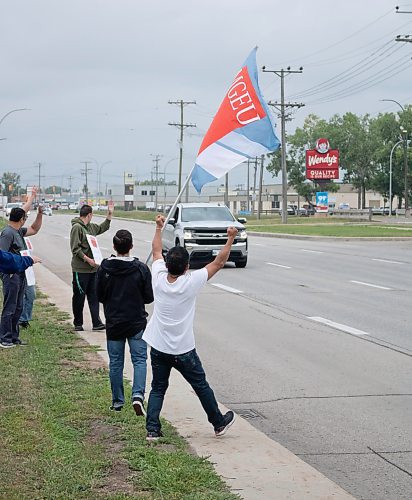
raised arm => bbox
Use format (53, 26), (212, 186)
(22, 186), (38, 213)
(152, 215), (165, 261)
(25, 205), (44, 236)
(205, 226), (238, 280)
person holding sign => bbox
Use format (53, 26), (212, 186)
(0, 188), (43, 348)
(70, 203), (113, 331)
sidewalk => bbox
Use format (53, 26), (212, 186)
(36, 264), (353, 500)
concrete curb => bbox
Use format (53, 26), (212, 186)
(35, 263), (353, 499)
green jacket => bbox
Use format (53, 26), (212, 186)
(70, 216), (111, 273)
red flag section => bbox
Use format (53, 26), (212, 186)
(198, 66), (266, 155)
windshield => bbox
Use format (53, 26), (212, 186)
(181, 206), (235, 222)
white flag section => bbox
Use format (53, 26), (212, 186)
(191, 47), (280, 193)
(86, 235), (103, 265)
(20, 250), (36, 286)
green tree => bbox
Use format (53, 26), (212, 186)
(1, 172), (21, 200)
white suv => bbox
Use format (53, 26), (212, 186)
(162, 203), (248, 268)
(5, 202), (23, 217)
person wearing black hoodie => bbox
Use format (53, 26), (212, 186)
(97, 229), (154, 415)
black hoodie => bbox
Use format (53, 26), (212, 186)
(96, 256), (154, 340)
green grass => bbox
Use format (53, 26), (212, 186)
(249, 223), (412, 237)
(0, 294), (239, 499)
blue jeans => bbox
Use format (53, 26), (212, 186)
(146, 347), (225, 433)
(20, 284), (36, 322)
(0, 273), (26, 343)
(107, 330), (147, 409)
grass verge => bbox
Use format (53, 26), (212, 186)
(248, 223), (412, 237)
(0, 293), (239, 499)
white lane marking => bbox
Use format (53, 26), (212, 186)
(350, 280), (392, 290)
(211, 284), (243, 294)
(266, 262), (291, 269)
(372, 258), (403, 265)
(301, 249), (324, 254)
(254, 243), (266, 247)
(308, 316), (370, 336)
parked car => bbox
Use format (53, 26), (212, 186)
(5, 202), (23, 217)
(297, 207), (309, 217)
(42, 206), (52, 216)
(69, 203), (79, 210)
(162, 203), (248, 268)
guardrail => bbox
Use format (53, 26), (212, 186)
(395, 208), (411, 217)
(331, 208), (372, 221)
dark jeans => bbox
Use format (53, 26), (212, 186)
(146, 347), (225, 433)
(72, 272), (102, 328)
(0, 272), (26, 343)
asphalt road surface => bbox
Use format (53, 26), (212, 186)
(30, 213), (412, 500)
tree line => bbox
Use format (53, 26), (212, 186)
(267, 108), (412, 209)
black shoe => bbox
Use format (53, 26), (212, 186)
(214, 411), (236, 437)
(132, 397), (146, 417)
(92, 324), (105, 331)
(109, 405), (123, 412)
(19, 321), (30, 329)
(13, 339), (28, 346)
(146, 430), (164, 442)
(0, 342), (16, 349)
(74, 325), (84, 331)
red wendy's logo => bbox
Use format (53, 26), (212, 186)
(316, 138), (330, 154)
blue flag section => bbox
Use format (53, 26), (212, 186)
(191, 47), (281, 193)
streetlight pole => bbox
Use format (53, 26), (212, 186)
(389, 140), (403, 216)
(0, 108), (30, 127)
(381, 99), (409, 212)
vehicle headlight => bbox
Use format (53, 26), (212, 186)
(238, 230), (247, 239)
(183, 230), (194, 240)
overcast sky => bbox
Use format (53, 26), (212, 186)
(1, 0), (411, 193)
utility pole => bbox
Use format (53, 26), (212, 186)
(37, 162), (41, 203)
(257, 154), (265, 219)
(395, 6), (412, 44)
(81, 161), (92, 205)
(263, 66), (304, 223)
(168, 100), (196, 192)
(67, 176), (73, 201)
(252, 157), (258, 214)
(400, 126), (409, 212)
(246, 159), (250, 212)
(151, 154), (162, 210)
(224, 173), (229, 208)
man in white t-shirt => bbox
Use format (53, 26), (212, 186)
(143, 214), (238, 441)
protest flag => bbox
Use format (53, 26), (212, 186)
(191, 47), (280, 193)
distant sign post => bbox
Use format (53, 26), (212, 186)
(306, 138), (339, 181)
(316, 192), (329, 213)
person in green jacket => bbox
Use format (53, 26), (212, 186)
(70, 202), (114, 331)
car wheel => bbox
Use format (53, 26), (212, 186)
(235, 258), (247, 268)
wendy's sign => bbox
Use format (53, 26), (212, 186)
(306, 138), (339, 180)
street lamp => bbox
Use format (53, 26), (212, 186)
(381, 99), (409, 212)
(162, 157), (178, 206)
(98, 161), (112, 198)
(389, 140), (403, 215)
(0, 108), (30, 127)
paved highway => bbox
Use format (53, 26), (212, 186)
(30, 213), (412, 500)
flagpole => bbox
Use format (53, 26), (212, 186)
(145, 165), (196, 264)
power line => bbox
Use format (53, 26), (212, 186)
(308, 55), (412, 104)
(288, 41), (403, 100)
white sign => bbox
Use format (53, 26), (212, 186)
(86, 235), (103, 265)
(146, 201), (155, 209)
(24, 237), (34, 251)
(20, 250), (36, 286)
